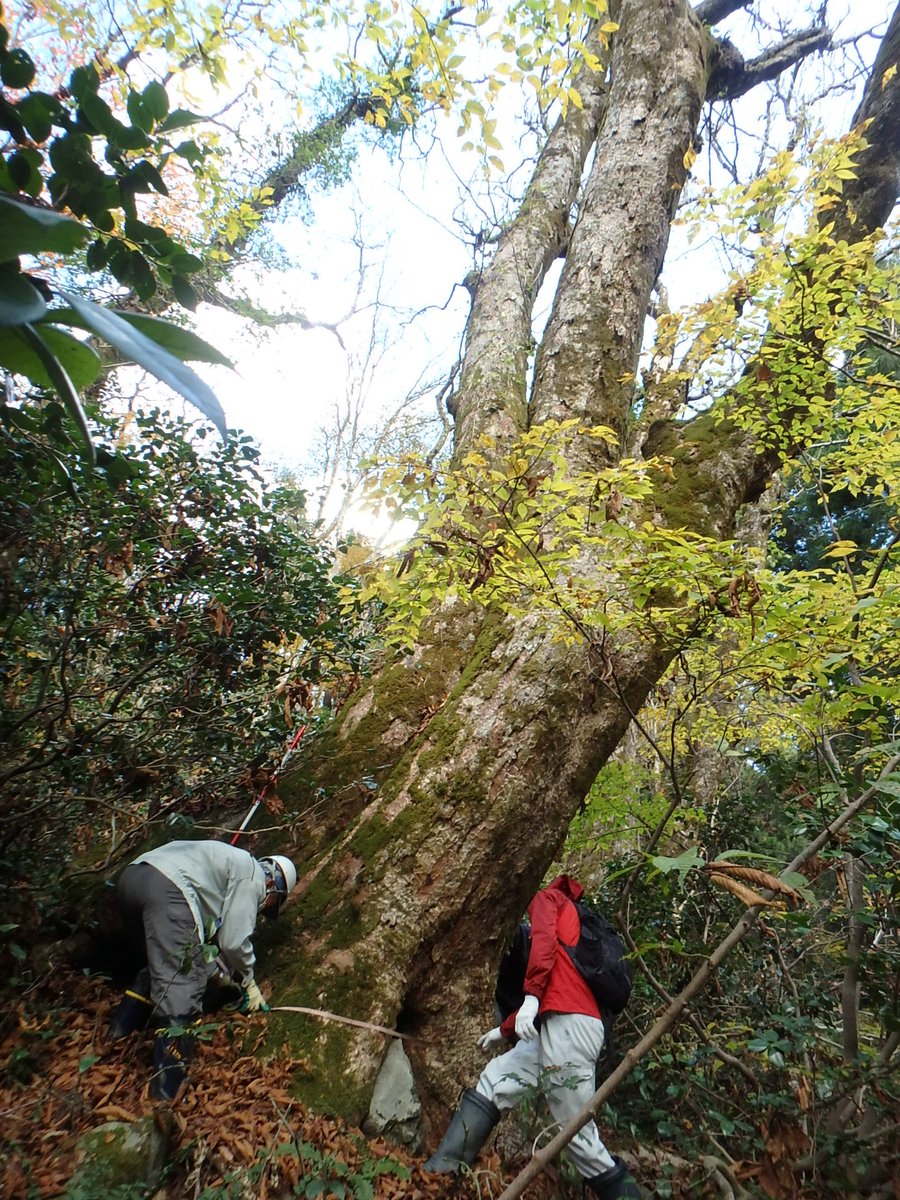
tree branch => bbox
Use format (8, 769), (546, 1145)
(841, 852), (865, 1063)
(708, 26), (832, 101)
(191, 283), (348, 348)
(833, 2), (900, 241)
(452, 17), (614, 456)
(647, 8), (900, 539)
(694, 0), (751, 26)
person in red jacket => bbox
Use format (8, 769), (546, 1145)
(424, 875), (642, 1200)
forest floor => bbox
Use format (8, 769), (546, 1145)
(0, 967), (588, 1200)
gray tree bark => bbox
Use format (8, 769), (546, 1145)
(265, 0), (900, 1136)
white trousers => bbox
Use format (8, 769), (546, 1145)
(475, 1012), (616, 1179)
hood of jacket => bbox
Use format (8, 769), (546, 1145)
(545, 874), (584, 903)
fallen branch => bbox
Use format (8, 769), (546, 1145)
(270, 1005), (414, 1041)
(494, 755), (900, 1200)
(700, 1154), (753, 1199)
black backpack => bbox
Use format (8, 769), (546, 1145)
(563, 901), (632, 1016)
(495, 921), (531, 1022)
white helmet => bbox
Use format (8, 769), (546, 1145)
(259, 854), (297, 916)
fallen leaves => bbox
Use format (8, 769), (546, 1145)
(0, 968), (561, 1200)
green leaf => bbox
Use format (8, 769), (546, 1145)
(0, 94), (27, 141)
(142, 80), (169, 122)
(171, 275), (198, 310)
(108, 244), (133, 287)
(79, 91), (117, 137)
(18, 323), (95, 463)
(158, 108), (202, 133)
(126, 90), (152, 133)
(133, 160), (169, 196)
(59, 289), (228, 439)
(113, 124), (151, 152)
(649, 847), (705, 885)
(1, 48), (36, 89)
(51, 305), (231, 366)
(123, 217), (169, 246)
(173, 139), (203, 165)
(130, 250), (157, 301)
(79, 1054), (100, 1074)
(111, 312), (233, 367)
(0, 195), (90, 261)
(85, 239), (108, 271)
(69, 64), (100, 100)
(7, 147), (44, 197)
(1, 321), (102, 388)
(16, 92), (57, 142)
(0, 268), (47, 325)
(163, 249), (203, 274)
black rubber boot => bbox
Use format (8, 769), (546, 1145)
(423, 1088), (502, 1173)
(109, 968), (153, 1039)
(585, 1156), (645, 1199)
(149, 1017), (196, 1101)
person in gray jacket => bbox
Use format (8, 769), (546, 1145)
(110, 839), (297, 1100)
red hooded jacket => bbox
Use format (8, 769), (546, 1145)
(499, 874), (601, 1039)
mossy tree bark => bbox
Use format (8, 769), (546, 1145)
(266, 0), (900, 1134)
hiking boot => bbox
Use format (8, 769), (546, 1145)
(149, 1017), (196, 1101)
(109, 968), (153, 1039)
(423, 1088), (502, 1173)
(586, 1156), (645, 1199)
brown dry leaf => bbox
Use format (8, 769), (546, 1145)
(231, 1136), (255, 1160)
(764, 1115), (810, 1161)
(94, 1103), (138, 1122)
(705, 861), (801, 904)
(0, 967), (509, 1200)
(756, 1160), (786, 1199)
(708, 871), (776, 908)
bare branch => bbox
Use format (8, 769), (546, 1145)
(694, 0), (752, 26)
(709, 26), (833, 101)
(192, 285), (348, 347)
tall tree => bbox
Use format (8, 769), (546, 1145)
(264, 0), (900, 1134)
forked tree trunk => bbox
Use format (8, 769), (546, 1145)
(266, 0), (900, 1135)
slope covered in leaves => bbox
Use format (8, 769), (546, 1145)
(0, 968), (570, 1200)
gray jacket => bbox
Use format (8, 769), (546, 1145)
(134, 840), (266, 984)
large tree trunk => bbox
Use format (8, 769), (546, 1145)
(266, 0), (900, 1137)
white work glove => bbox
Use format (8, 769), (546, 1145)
(477, 1027), (505, 1053)
(240, 979), (269, 1013)
(514, 994), (540, 1041)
